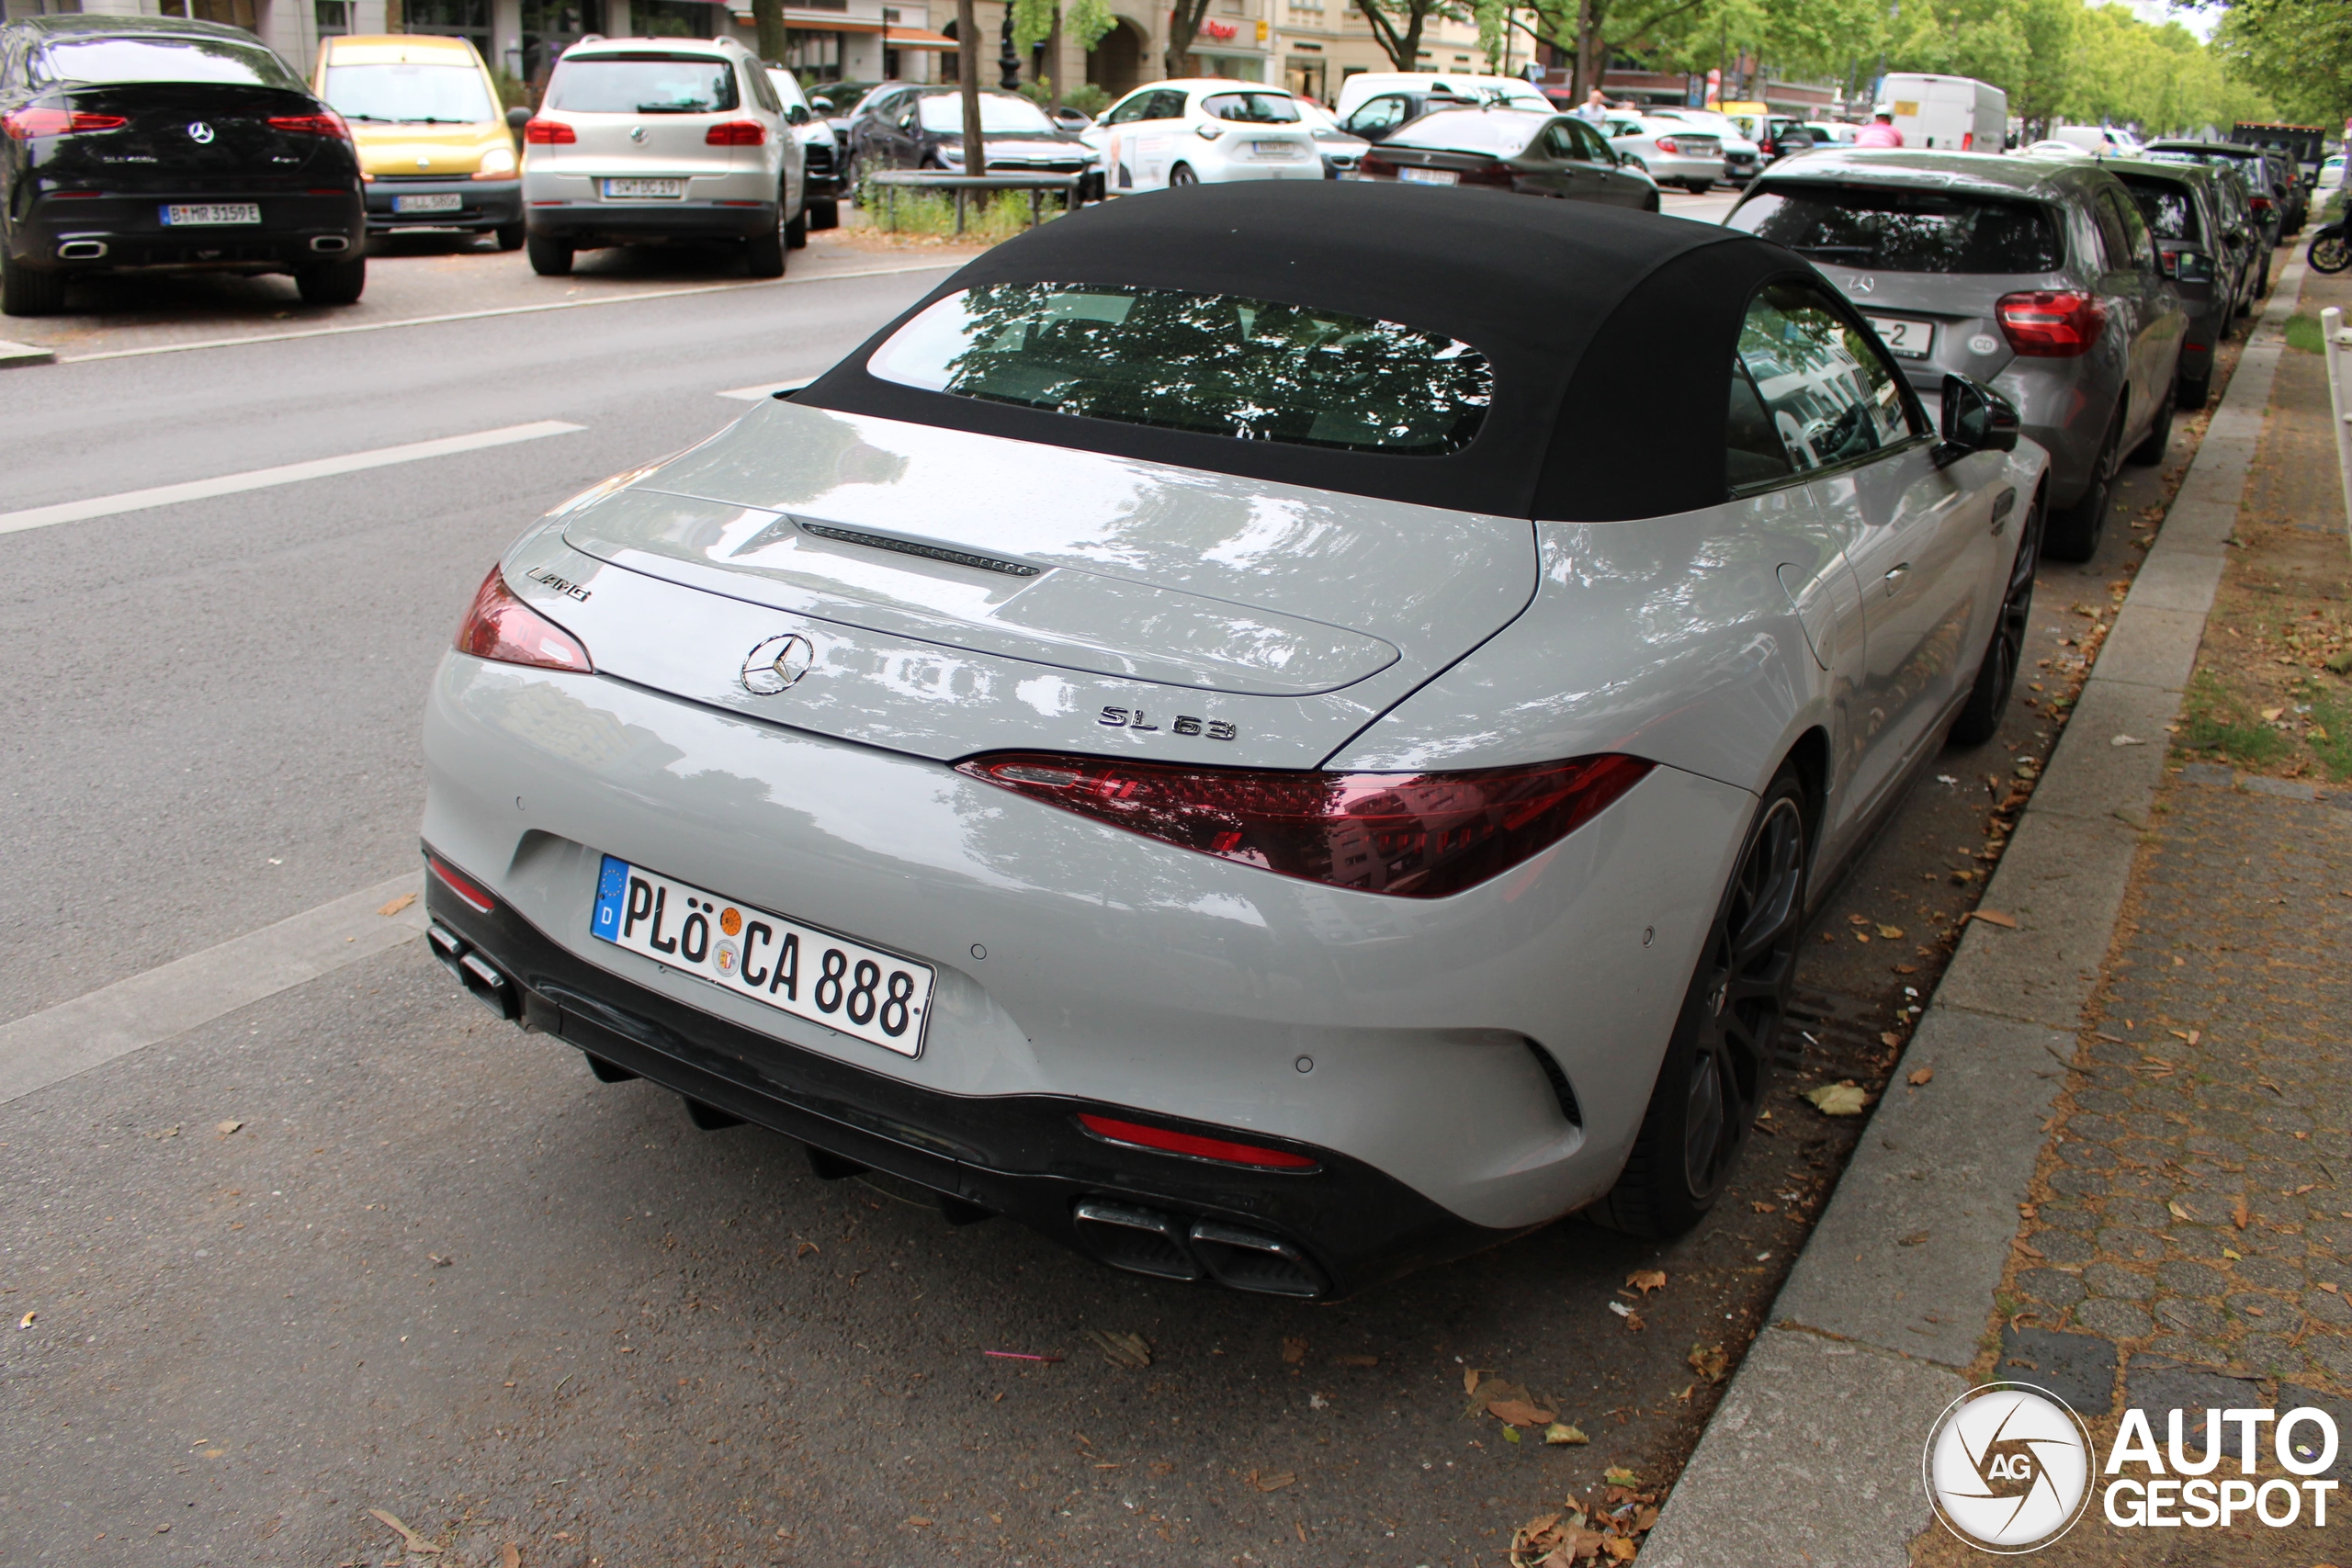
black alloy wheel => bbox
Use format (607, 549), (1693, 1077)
(1168, 164), (1199, 187)
(745, 189), (788, 277)
(1950, 486), (2046, 747)
(0, 243), (65, 317)
(493, 220), (526, 252)
(295, 254), (367, 306)
(526, 233), (574, 276)
(2043, 400), (2123, 562)
(2310, 228), (2351, 275)
(1590, 765), (1809, 1238)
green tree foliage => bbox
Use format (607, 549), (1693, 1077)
(2213, 0), (2352, 128)
(1354, 0), (1475, 73)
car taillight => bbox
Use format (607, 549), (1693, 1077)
(1961, 131), (1973, 151)
(2250, 194), (2273, 215)
(1361, 152), (1396, 177)
(1996, 289), (2108, 357)
(3, 107), (127, 138)
(1460, 159), (1515, 187)
(1655, 136), (1680, 153)
(268, 112), (351, 139)
(427, 854), (497, 913)
(523, 118), (576, 144)
(706, 119), (767, 145)
(454, 565), (594, 673)
(956, 751), (1653, 899)
(1078, 1112), (1318, 1170)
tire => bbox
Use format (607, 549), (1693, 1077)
(808, 198), (839, 231)
(492, 220), (526, 252)
(0, 247), (65, 317)
(2310, 228), (2351, 275)
(842, 153), (864, 204)
(1683, 179), (1712, 194)
(526, 234), (574, 276)
(785, 207), (808, 250)
(1589, 764), (1809, 1239)
(744, 203), (786, 277)
(1167, 164), (1198, 187)
(1948, 487), (2044, 747)
(294, 254), (366, 306)
(1642, 191), (1661, 213)
(2127, 380), (2175, 467)
(2043, 402), (2123, 562)
(2177, 368), (2211, 412)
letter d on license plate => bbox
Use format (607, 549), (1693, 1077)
(590, 854), (933, 1055)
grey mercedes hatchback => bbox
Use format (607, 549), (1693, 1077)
(1728, 150), (2188, 559)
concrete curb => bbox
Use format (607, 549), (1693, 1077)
(1640, 258), (2310, 1567)
(0, 340), (57, 369)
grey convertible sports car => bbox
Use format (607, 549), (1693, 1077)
(421, 184), (2044, 1299)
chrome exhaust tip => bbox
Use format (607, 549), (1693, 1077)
(309, 233), (350, 253)
(1072, 1200), (1200, 1281)
(456, 951), (517, 1020)
(56, 240), (106, 260)
(1189, 1221), (1327, 1298)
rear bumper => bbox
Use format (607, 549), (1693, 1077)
(525, 200), (778, 243)
(1641, 154), (1721, 184)
(365, 177), (521, 231)
(423, 860), (1516, 1299)
(7, 189), (362, 272)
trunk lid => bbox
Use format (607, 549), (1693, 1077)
(526, 401), (1537, 770)
(1808, 262), (2067, 396)
(46, 84), (334, 191)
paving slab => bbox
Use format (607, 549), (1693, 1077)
(2024, 681), (2182, 824)
(1995, 1326), (2120, 1416)
(1928, 809), (2143, 1032)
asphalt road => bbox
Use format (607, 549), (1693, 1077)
(0, 212), (2204, 1567)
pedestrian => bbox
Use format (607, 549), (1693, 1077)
(1854, 108), (1903, 148)
(1575, 87), (1610, 126)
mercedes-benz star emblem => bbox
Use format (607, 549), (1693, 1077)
(741, 633), (815, 695)
(1854, 275), (1876, 294)
(187, 120), (215, 144)
(628, 126), (648, 144)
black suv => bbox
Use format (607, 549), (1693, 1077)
(0, 14), (364, 316)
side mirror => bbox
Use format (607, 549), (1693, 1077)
(1937, 373), (2019, 465)
(506, 105), (531, 130)
(787, 104), (810, 125)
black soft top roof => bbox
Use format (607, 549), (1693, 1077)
(798, 181), (1822, 522)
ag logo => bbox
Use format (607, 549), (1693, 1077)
(1923, 1382), (2093, 1553)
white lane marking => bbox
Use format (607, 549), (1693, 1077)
(0, 420), (584, 537)
(52, 259), (962, 366)
(0, 873), (426, 1106)
(718, 377), (814, 400)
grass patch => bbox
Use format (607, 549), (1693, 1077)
(2285, 313), (2326, 355)
(2305, 684), (2352, 779)
(865, 187), (1067, 243)
(2178, 668), (2293, 766)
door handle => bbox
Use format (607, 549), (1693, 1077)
(1883, 563), (1910, 594)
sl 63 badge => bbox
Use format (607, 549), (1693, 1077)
(1100, 706), (1236, 740)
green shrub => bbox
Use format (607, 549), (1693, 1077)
(868, 186), (1066, 243)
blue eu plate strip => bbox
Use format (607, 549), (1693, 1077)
(591, 854), (631, 943)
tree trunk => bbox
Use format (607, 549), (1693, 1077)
(958, 0), (988, 175)
(1574, 0), (1602, 102)
(752, 0), (786, 66)
(1048, 5), (1064, 110)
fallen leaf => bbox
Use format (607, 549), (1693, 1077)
(2322, 1282), (2340, 1294)
(2013, 1237), (2043, 1258)
(1750, 1201), (1777, 1213)
(2290, 1184), (2319, 1196)
(378, 892), (418, 917)
(1894, 964), (1917, 975)
(1876, 924), (1904, 940)
(368, 1509), (445, 1556)
(1881, 1031), (1903, 1048)
(2232, 1195), (2252, 1231)
(1899, 1230), (1930, 1247)
(1545, 1422), (1589, 1446)
(2168, 1201), (2193, 1222)
(1463, 1366), (1490, 1396)
(1965, 909), (2018, 930)
(2223, 1247), (2243, 1260)
(216, 1121), (243, 1137)
(1606, 1539), (1638, 1563)
(1907, 1067), (1935, 1087)
(2262, 706), (2286, 721)
(502, 1548), (521, 1568)
(17, 1311), (32, 1329)
(1488, 1398), (1557, 1427)
(1086, 1329), (1151, 1370)
(903, 1515), (933, 1528)
(1252, 1471), (1295, 1493)
(1625, 1269), (1667, 1295)
(428, 1254), (452, 1268)
(1805, 1081), (1870, 1116)
(1281, 1335), (1307, 1365)
(1688, 1343), (1728, 1384)
(795, 1241), (819, 1258)
(1604, 1465), (1639, 1488)
(1622, 1311), (1645, 1331)
(1854, 931), (1871, 943)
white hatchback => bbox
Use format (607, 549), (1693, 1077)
(1089, 81), (1321, 193)
(520, 36), (807, 277)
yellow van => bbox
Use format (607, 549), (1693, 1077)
(312, 35), (525, 249)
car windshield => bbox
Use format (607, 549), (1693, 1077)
(1729, 183), (2064, 272)
(1201, 91), (1301, 124)
(1385, 109), (1544, 155)
(33, 35), (304, 90)
(548, 54), (738, 114)
(322, 62), (495, 124)
(2120, 178), (2200, 242)
(916, 94), (1056, 133)
(867, 282), (1492, 455)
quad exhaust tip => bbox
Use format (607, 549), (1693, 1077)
(428, 923), (518, 1021)
(310, 233), (350, 253)
(57, 240), (106, 260)
(1072, 1199), (1326, 1298)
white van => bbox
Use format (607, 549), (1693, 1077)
(1332, 72), (1549, 120)
(1877, 73), (2006, 152)
(2047, 124), (2142, 158)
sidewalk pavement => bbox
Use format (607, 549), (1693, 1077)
(1640, 257), (2321, 1566)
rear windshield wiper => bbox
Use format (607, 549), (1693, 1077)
(636, 103), (711, 113)
(1792, 243), (1876, 256)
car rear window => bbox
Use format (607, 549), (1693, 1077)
(2120, 177), (2199, 242)
(34, 36), (304, 90)
(1385, 109), (1544, 155)
(548, 53), (738, 114)
(866, 283), (1492, 455)
(1201, 92), (1301, 124)
(1728, 183), (2064, 273)
(322, 62), (495, 125)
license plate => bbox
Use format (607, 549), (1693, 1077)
(1250, 140), (1295, 155)
(160, 202), (260, 226)
(1398, 166), (1458, 186)
(393, 192), (463, 213)
(603, 177), (686, 198)
(590, 855), (934, 1056)
(1866, 313), (1931, 357)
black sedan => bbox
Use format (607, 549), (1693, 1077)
(1357, 108), (1660, 210)
(0, 13), (364, 317)
(845, 87), (1095, 192)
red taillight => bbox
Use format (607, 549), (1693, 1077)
(705, 119), (767, 146)
(523, 118), (576, 144)
(1996, 289), (2108, 357)
(454, 565), (594, 673)
(1361, 152), (1396, 178)
(427, 854), (497, 914)
(2156, 245), (2179, 277)
(1961, 131), (1973, 151)
(2250, 194), (2273, 214)
(956, 752), (1653, 899)
(267, 112), (350, 140)
(1460, 159), (1515, 187)
(1077, 1113), (1318, 1170)
(3, 107), (127, 139)
(1654, 136), (1680, 154)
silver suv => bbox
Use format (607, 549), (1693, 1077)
(1728, 151), (2188, 560)
(520, 36), (807, 278)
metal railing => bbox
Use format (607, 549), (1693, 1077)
(861, 169), (1084, 234)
